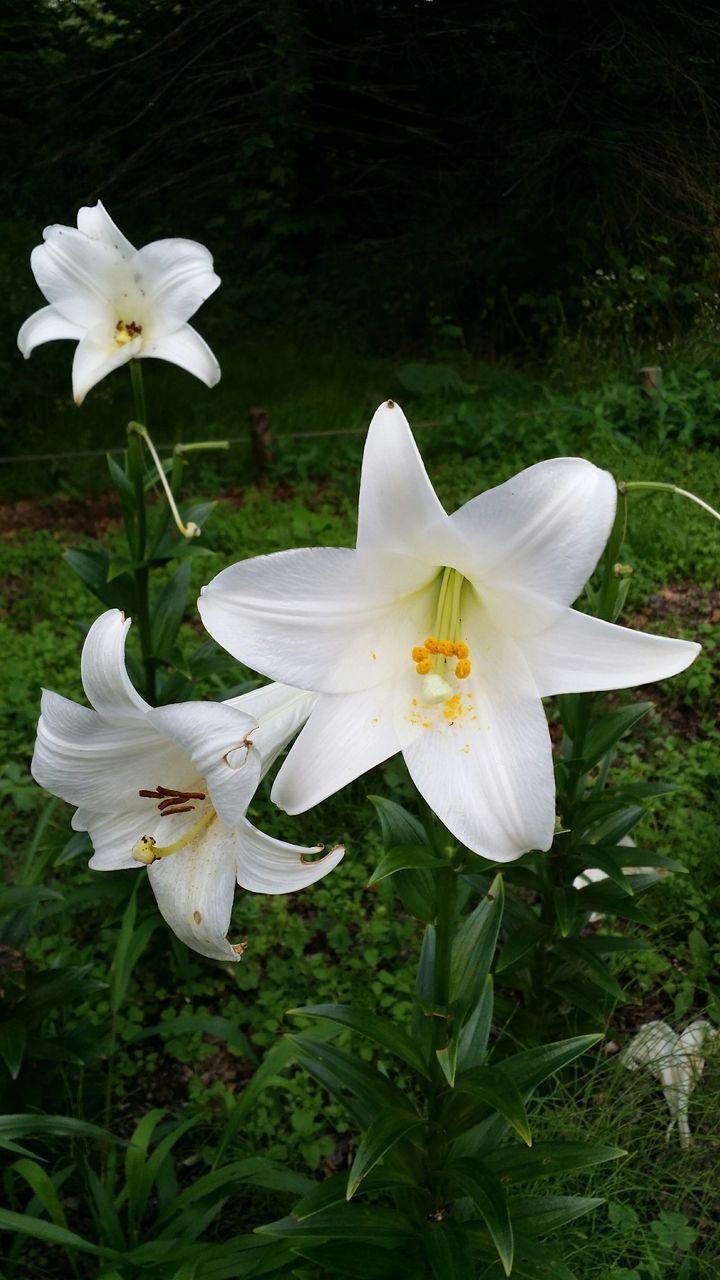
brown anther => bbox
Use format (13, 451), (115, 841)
(139, 784), (207, 815)
(160, 805), (194, 816)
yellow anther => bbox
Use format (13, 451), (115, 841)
(416, 658), (432, 675)
(454, 641), (469, 660)
(424, 637), (439, 654)
(455, 659), (471, 679)
(437, 639), (454, 657)
(411, 646), (428, 663)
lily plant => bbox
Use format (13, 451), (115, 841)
(31, 609), (343, 960)
(199, 400), (699, 860)
(17, 201), (221, 404)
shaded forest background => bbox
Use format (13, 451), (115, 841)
(4, 0), (720, 358)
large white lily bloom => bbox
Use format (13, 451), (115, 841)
(31, 610), (343, 961)
(622, 1019), (719, 1147)
(17, 202), (221, 404)
(198, 400), (699, 861)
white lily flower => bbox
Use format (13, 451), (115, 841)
(621, 1019), (719, 1147)
(198, 400), (700, 860)
(31, 610), (343, 961)
(17, 201), (221, 404)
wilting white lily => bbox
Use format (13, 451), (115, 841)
(18, 201), (220, 404)
(622, 1019), (719, 1147)
(31, 610), (343, 961)
(199, 400), (699, 860)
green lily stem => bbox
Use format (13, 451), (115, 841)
(126, 365), (156, 704)
(620, 479), (720, 525)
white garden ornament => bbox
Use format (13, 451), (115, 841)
(622, 1019), (720, 1147)
(18, 201), (221, 404)
(31, 610), (343, 961)
(199, 400), (700, 860)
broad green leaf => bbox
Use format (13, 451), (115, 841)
(0, 886), (63, 913)
(346, 1108), (423, 1199)
(368, 795), (430, 848)
(552, 887), (576, 937)
(484, 1141), (625, 1184)
(511, 1193), (604, 1233)
(0, 1020), (26, 1078)
(585, 805), (646, 846)
(496, 924), (549, 974)
(134, 1114), (198, 1232)
(159, 1159), (312, 1222)
(422, 1220), (476, 1280)
(446, 1157), (514, 1275)
(11, 1158), (67, 1228)
(436, 1035), (459, 1087)
(0, 1114), (118, 1145)
(556, 941), (624, 999)
(579, 934), (650, 954)
(64, 545), (133, 609)
(289, 1003), (429, 1077)
(151, 560), (191, 660)
(293, 1169), (417, 1222)
(368, 843), (445, 885)
(0, 1208), (111, 1256)
(130, 1013), (253, 1058)
(450, 874), (504, 1008)
(290, 1241), (405, 1277)
(257, 1204), (415, 1243)
(87, 1166), (126, 1252)
(587, 843), (686, 874)
(581, 702), (654, 768)
(448, 1065), (532, 1145)
(574, 848), (635, 895)
(456, 974), (494, 1073)
(290, 1035), (410, 1125)
(476, 1233), (579, 1280)
(124, 1108), (166, 1231)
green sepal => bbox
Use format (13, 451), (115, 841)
(346, 1107), (424, 1200)
(368, 843), (445, 885)
(289, 1003), (429, 1078)
(450, 874), (504, 1009)
(445, 1158), (514, 1275)
(484, 1140), (625, 1184)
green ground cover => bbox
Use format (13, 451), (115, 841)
(1, 341), (719, 1276)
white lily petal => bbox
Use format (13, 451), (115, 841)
(397, 598), (555, 859)
(235, 817), (345, 893)
(199, 547), (436, 694)
(17, 306), (85, 356)
(521, 608), (700, 695)
(79, 808), (148, 871)
(272, 685), (399, 814)
(81, 611), (150, 721)
(449, 458), (617, 607)
(148, 702), (262, 827)
(138, 322), (220, 386)
(148, 826), (242, 962)
(32, 690), (181, 812)
(621, 1021), (679, 1074)
(76, 201), (136, 257)
(132, 238), (220, 332)
(31, 228), (125, 327)
(227, 683), (318, 774)
(72, 328), (140, 405)
(357, 400), (447, 554)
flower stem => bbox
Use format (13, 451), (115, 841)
(125, 362), (156, 703)
(130, 422), (201, 539)
(620, 479), (720, 525)
(130, 358), (147, 427)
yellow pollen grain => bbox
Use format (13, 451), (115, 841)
(454, 641), (469, 659)
(424, 636), (439, 654)
(411, 646), (428, 663)
(415, 658), (432, 674)
(455, 659), (471, 679)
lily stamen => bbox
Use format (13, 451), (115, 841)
(139, 784), (207, 816)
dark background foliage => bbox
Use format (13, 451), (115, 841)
(4, 0), (720, 353)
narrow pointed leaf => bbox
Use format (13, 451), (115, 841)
(450, 875), (504, 1008)
(496, 924), (549, 974)
(289, 1004), (430, 1077)
(0, 1209), (112, 1256)
(368, 795), (430, 848)
(290, 1036), (409, 1125)
(11, 1158), (67, 1228)
(446, 1158), (514, 1275)
(369, 843), (445, 884)
(484, 1141), (625, 1184)
(422, 1221), (476, 1280)
(456, 974), (494, 1073)
(511, 1194), (605, 1233)
(257, 1204), (415, 1242)
(346, 1108), (423, 1199)
(448, 1065), (531, 1145)
(581, 702), (654, 768)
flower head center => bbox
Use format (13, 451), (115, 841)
(132, 782), (213, 864)
(410, 567), (471, 705)
(115, 319), (143, 346)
